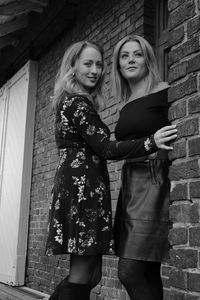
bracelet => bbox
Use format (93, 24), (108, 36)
(144, 135), (157, 152)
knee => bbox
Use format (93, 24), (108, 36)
(90, 270), (102, 289)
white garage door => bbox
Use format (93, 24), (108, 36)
(0, 61), (38, 286)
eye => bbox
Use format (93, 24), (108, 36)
(96, 63), (103, 68)
(135, 52), (143, 57)
(84, 62), (92, 67)
(121, 53), (128, 59)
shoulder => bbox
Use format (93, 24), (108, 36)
(118, 101), (125, 112)
(60, 92), (93, 109)
(151, 81), (170, 93)
(150, 82), (169, 107)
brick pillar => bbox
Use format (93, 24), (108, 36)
(168, 0), (200, 299)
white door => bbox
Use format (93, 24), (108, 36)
(0, 61), (38, 286)
(0, 86), (8, 199)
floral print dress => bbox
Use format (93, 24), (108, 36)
(45, 93), (158, 256)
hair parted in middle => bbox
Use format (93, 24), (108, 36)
(53, 40), (106, 110)
(111, 35), (161, 102)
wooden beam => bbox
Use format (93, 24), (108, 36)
(0, 0), (76, 86)
(0, 1), (46, 16)
(0, 35), (18, 49)
(27, 0), (48, 6)
(0, 15), (13, 24)
(0, 0), (15, 5)
(32, 8), (44, 13)
(0, 16), (28, 37)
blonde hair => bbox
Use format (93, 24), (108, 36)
(53, 41), (106, 111)
(111, 35), (161, 102)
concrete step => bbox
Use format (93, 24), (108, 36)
(0, 284), (49, 300)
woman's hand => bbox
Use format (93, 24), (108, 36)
(154, 125), (177, 150)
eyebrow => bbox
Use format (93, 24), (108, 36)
(120, 50), (142, 53)
(81, 58), (102, 61)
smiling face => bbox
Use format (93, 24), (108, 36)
(119, 41), (148, 83)
(75, 46), (103, 93)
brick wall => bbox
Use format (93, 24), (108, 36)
(26, 0), (200, 299)
(167, 0), (200, 299)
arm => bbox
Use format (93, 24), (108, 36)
(63, 95), (158, 160)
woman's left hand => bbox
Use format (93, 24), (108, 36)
(153, 125), (177, 150)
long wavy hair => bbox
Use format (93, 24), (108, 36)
(53, 41), (106, 111)
(111, 35), (161, 102)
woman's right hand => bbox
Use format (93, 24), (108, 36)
(154, 125), (177, 150)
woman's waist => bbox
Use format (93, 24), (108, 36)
(125, 149), (168, 163)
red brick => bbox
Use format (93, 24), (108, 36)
(170, 203), (191, 223)
(188, 272), (200, 292)
(170, 290), (186, 300)
(187, 15), (200, 37)
(177, 118), (199, 138)
(162, 265), (171, 277)
(169, 227), (188, 246)
(168, 1), (195, 29)
(168, 141), (187, 161)
(168, 101), (187, 121)
(169, 160), (200, 180)
(186, 294), (200, 300)
(190, 181), (200, 198)
(188, 138), (200, 156)
(168, 0), (184, 12)
(190, 203), (200, 223)
(170, 183), (188, 201)
(188, 96), (200, 114)
(189, 227), (200, 246)
(169, 38), (199, 66)
(168, 26), (185, 47)
(168, 76), (197, 102)
(170, 248), (198, 268)
(187, 55), (200, 74)
(169, 268), (188, 289)
(168, 62), (188, 83)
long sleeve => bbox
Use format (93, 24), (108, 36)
(62, 95), (158, 160)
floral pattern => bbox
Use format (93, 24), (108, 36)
(46, 94), (115, 255)
(45, 93), (158, 256)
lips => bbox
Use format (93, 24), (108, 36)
(127, 66), (137, 70)
(88, 77), (97, 82)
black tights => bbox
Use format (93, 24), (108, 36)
(67, 254), (102, 289)
(118, 258), (163, 300)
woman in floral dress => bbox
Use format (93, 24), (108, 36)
(46, 40), (177, 300)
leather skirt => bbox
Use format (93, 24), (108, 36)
(114, 159), (171, 262)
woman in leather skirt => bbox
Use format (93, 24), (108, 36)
(111, 35), (177, 300)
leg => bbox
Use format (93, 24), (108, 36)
(50, 254), (102, 300)
(118, 257), (155, 300)
(145, 261), (163, 300)
(58, 254), (102, 300)
(89, 254), (102, 289)
(68, 254), (102, 286)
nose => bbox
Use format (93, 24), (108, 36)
(90, 64), (97, 74)
(129, 55), (135, 62)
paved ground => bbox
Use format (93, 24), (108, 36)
(0, 284), (49, 300)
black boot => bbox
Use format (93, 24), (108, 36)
(58, 280), (91, 300)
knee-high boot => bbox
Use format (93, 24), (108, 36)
(58, 280), (91, 300)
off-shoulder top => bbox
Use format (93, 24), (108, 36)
(115, 88), (170, 141)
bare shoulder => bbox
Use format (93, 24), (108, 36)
(118, 101), (125, 111)
(151, 81), (170, 93)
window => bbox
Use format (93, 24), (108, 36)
(155, 0), (169, 80)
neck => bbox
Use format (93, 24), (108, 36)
(128, 76), (149, 101)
